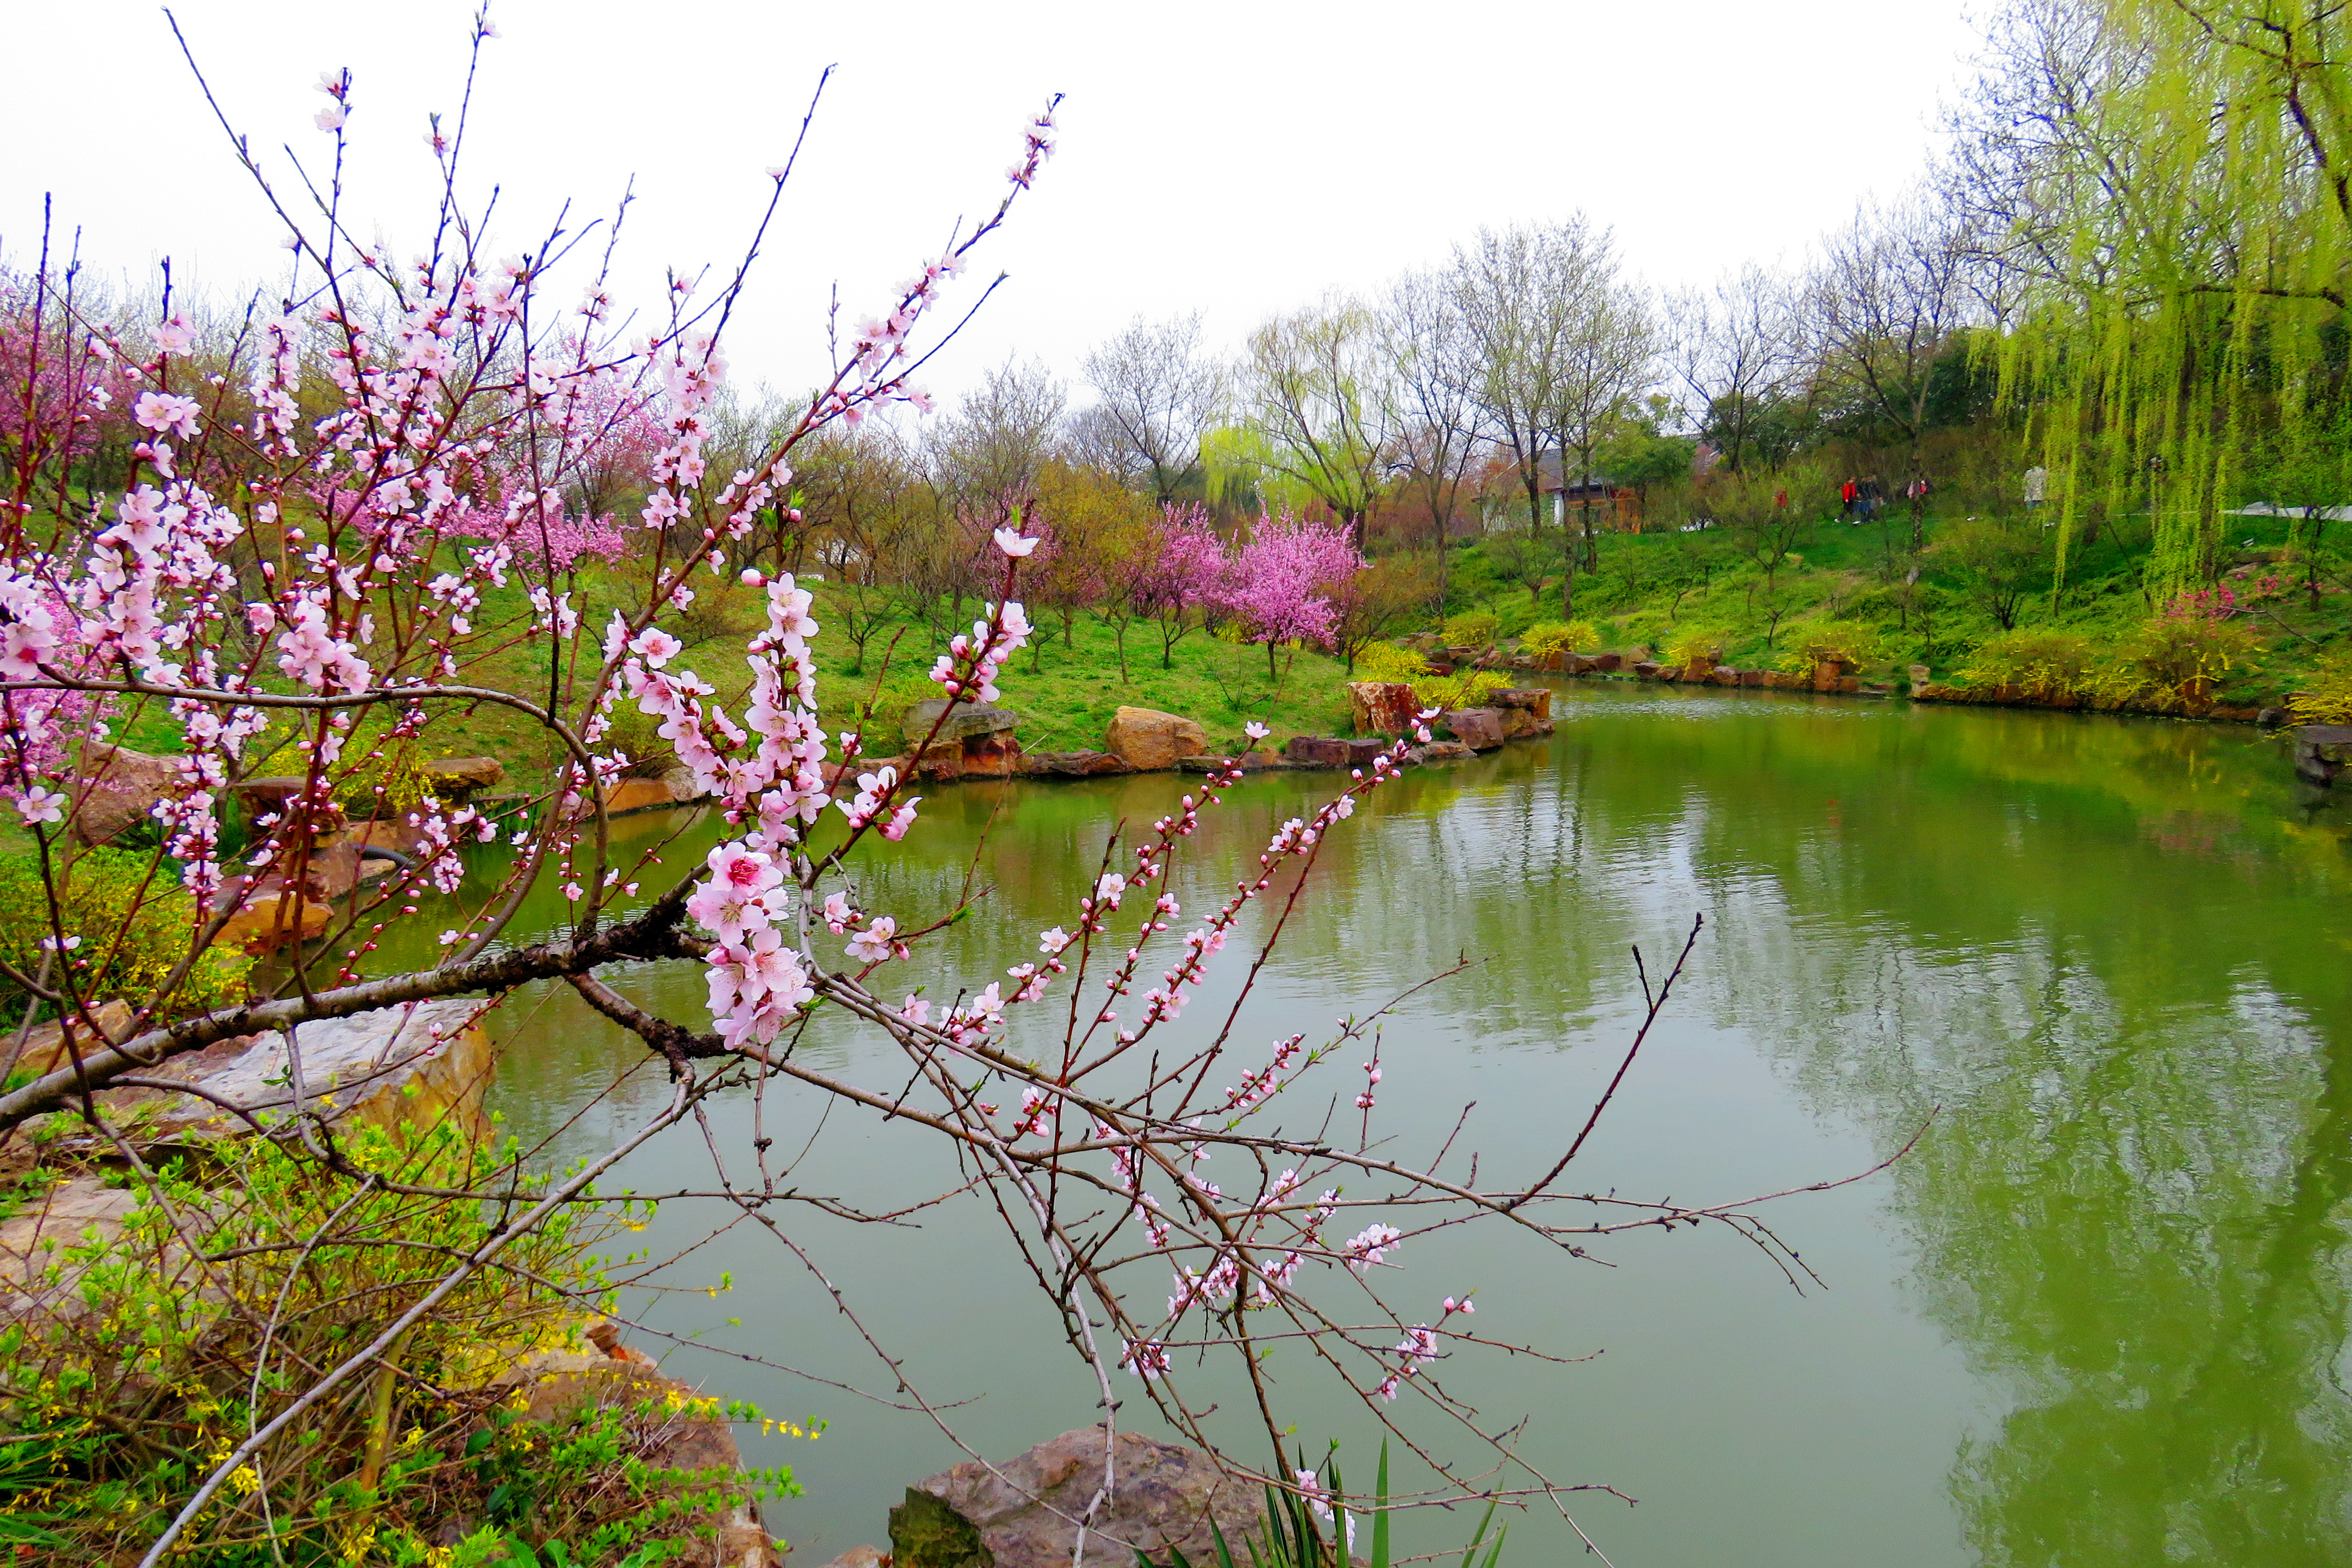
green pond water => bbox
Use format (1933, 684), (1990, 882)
(437, 681), (2352, 1567)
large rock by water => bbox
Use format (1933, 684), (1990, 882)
(1346, 680), (1418, 737)
(892, 1426), (1268, 1568)
(906, 699), (1021, 749)
(1106, 707), (1206, 772)
(1442, 708), (1507, 750)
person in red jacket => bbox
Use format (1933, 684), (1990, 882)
(1840, 477), (1859, 521)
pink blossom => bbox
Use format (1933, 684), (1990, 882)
(132, 390), (200, 440)
(992, 526), (1040, 557)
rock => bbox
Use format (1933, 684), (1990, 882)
(2294, 724), (2352, 786)
(1706, 666), (1740, 686)
(4, 998), (134, 1078)
(961, 731), (1024, 779)
(0, 1175), (140, 1315)
(146, 997), (497, 1142)
(894, 1426), (1268, 1568)
(216, 889), (335, 953)
(906, 700), (1021, 750)
(70, 744), (183, 846)
(1739, 669), (1771, 688)
(1532, 649), (1567, 673)
(1908, 664), (1932, 691)
(1283, 736), (1353, 769)
(603, 777), (683, 815)
(512, 1362), (783, 1568)
(1345, 681), (1419, 737)
(815, 1550), (891, 1568)
(1593, 651), (1623, 672)
(1442, 708), (1506, 751)
(1490, 688), (1552, 719)
(1020, 750), (1134, 778)
(659, 765), (706, 801)
(2258, 707), (2288, 728)
(1416, 741), (1476, 761)
(1632, 661), (1661, 680)
(424, 756), (504, 795)
(1106, 707), (1207, 772)
(1346, 737), (1389, 765)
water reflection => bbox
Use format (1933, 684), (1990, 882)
(429, 685), (2348, 1567)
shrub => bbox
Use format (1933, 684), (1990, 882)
(1441, 609), (1500, 646)
(1785, 621), (1879, 669)
(2289, 646), (2352, 723)
(1519, 620), (1599, 657)
(2110, 614), (2258, 702)
(1416, 669), (1511, 711)
(0, 1120), (802, 1563)
(1352, 642), (1432, 684)
(1956, 628), (2103, 699)
(1664, 628), (1730, 668)
(0, 848), (251, 1025)
(334, 730), (444, 820)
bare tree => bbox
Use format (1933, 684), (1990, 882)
(1378, 268), (1485, 607)
(1235, 297), (1392, 543)
(1080, 312), (1227, 505)
(1549, 229), (1658, 584)
(1667, 262), (1804, 474)
(1450, 224), (1568, 542)
(1802, 194), (1982, 547)
(929, 355), (1067, 522)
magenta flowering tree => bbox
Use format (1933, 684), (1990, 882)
(0, 22), (1839, 1564)
(1136, 502), (1233, 668)
(1221, 510), (1366, 680)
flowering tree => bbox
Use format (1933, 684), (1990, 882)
(1220, 511), (1366, 680)
(1136, 502), (1231, 669)
(0, 20), (1832, 1564)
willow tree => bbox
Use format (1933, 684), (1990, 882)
(1956, 0), (2352, 598)
(1231, 297), (1390, 543)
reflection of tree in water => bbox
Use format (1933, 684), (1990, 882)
(1642, 697), (2352, 1565)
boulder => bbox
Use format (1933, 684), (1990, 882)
(1632, 661), (1662, 680)
(2295, 724), (2352, 786)
(1020, 750), (1134, 778)
(1532, 650), (1567, 673)
(604, 777), (682, 815)
(1739, 669), (1771, 688)
(216, 889), (335, 954)
(1908, 664), (1932, 691)
(893, 1426), (1267, 1568)
(1811, 659), (1855, 693)
(814, 1551), (890, 1568)
(1283, 735), (1353, 769)
(1346, 737), (1390, 766)
(1593, 651), (1624, 672)
(70, 744), (182, 846)
(4, 998), (135, 1079)
(509, 1361), (783, 1567)
(906, 700), (1021, 750)
(1345, 681), (1419, 737)
(1416, 741), (1476, 762)
(148, 997), (497, 1142)
(1442, 708), (1507, 751)
(1106, 707), (1207, 772)
(1705, 666), (1739, 686)
(424, 756), (504, 795)
(962, 731), (1023, 779)
(1491, 688), (1552, 719)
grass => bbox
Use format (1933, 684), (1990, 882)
(1439, 509), (2349, 709)
(815, 601), (1358, 757)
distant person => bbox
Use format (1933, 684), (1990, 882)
(2024, 464), (2049, 510)
(1840, 476), (1859, 521)
(1859, 474), (1882, 521)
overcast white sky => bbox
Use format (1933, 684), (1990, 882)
(7, 0), (1986, 405)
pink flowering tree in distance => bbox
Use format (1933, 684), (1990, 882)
(0, 16), (1857, 1563)
(1138, 502), (1233, 668)
(1222, 510), (1366, 681)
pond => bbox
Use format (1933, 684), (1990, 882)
(433, 681), (2352, 1567)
